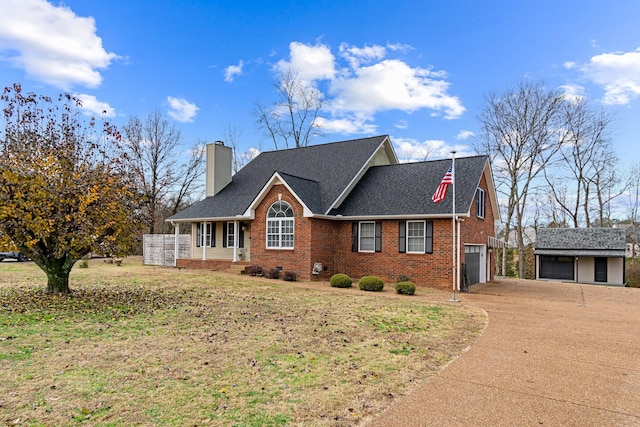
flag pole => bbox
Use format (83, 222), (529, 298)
(449, 150), (459, 302)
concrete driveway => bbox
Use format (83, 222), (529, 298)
(368, 278), (640, 426)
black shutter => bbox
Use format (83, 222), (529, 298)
(398, 221), (406, 253)
(375, 222), (382, 252)
(239, 224), (245, 248)
(426, 221), (433, 253)
(351, 222), (358, 252)
(212, 223), (216, 247)
(222, 223), (227, 248)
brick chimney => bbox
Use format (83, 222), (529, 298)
(205, 141), (232, 197)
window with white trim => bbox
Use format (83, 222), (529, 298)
(476, 188), (486, 219)
(196, 222), (214, 247)
(398, 220), (433, 254)
(226, 222), (235, 248)
(407, 221), (425, 253)
(266, 201), (294, 249)
(359, 222), (376, 252)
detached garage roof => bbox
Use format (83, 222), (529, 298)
(535, 228), (626, 257)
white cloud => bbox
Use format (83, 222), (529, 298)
(269, 41), (465, 137)
(0, 0), (118, 89)
(581, 48), (640, 105)
(456, 130), (474, 140)
(386, 42), (414, 53)
(224, 60), (244, 83)
(395, 120), (409, 129)
(166, 96), (199, 123)
(74, 93), (115, 118)
(394, 138), (453, 162)
(394, 137), (474, 163)
(275, 41), (336, 82)
(314, 115), (378, 134)
(559, 84), (586, 103)
(339, 43), (386, 68)
(563, 61), (577, 70)
(329, 59), (465, 119)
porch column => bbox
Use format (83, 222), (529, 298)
(173, 222), (179, 267)
(202, 222), (207, 261)
(232, 220), (238, 262)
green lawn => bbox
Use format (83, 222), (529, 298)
(0, 258), (486, 426)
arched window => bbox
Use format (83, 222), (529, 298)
(266, 201), (294, 249)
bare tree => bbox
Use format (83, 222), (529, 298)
(626, 162), (640, 260)
(223, 124), (248, 174)
(542, 99), (615, 227)
(121, 110), (205, 234)
(255, 69), (325, 149)
(477, 80), (567, 278)
(589, 144), (626, 227)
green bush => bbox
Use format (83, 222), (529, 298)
(358, 275), (384, 292)
(395, 281), (416, 295)
(330, 273), (353, 288)
(626, 262), (640, 288)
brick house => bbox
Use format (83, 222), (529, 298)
(167, 135), (500, 290)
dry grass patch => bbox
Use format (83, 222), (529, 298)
(0, 258), (486, 426)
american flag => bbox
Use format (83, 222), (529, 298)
(432, 165), (453, 203)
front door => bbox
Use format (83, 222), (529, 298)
(594, 257), (608, 282)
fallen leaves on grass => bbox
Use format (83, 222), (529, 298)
(0, 285), (188, 322)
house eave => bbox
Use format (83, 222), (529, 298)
(166, 215), (252, 223)
(312, 212), (472, 221)
(535, 249), (626, 257)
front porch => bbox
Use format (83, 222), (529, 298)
(176, 258), (251, 273)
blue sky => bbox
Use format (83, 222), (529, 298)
(1, 0), (639, 168)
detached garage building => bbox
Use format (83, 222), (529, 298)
(535, 228), (626, 286)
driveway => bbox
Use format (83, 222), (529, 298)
(368, 278), (640, 426)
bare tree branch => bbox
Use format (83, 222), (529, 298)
(254, 69), (325, 149)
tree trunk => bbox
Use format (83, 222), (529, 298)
(42, 258), (73, 294)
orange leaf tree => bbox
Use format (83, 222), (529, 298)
(0, 84), (141, 294)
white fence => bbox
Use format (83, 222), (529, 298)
(143, 234), (191, 266)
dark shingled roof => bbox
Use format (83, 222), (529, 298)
(167, 135), (389, 220)
(333, 156), (489, 216)
(535, 228), (626, 257)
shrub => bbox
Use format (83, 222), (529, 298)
(78, 259), (89, 269)
(626, 262), (640, 288)
(358, 275), (384, 292)
(247, 265), (264, 276)
(396, 274), (411, 283)
(395, 281), (416, 295)
(266, 268), (281, 279)
(330, 273), (353, 288)
(282, 271), (297, 282)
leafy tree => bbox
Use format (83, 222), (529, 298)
(254, 69), (325, 149)
(0, 84), (141, 294)
(121, 111), (205, 234)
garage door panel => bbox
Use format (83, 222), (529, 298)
(540, 256), (574, 281)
